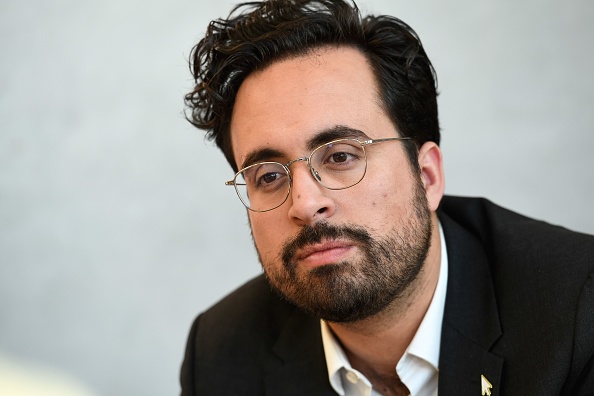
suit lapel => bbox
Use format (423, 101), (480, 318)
(438, 212), (504, 395)
(263, 307), (337, 396)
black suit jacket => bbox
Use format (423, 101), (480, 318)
(181, 196), (594, 395)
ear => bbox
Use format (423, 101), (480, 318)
(417, 142), (445, 212)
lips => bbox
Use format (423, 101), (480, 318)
(281, 222), (372, 270)
(293, 239), (355, 268)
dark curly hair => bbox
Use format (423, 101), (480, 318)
(185, 0), (440, 172)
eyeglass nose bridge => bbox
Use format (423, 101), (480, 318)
(284, 156), (323, 184)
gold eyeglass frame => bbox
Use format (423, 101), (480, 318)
(225, 137), (412, 212)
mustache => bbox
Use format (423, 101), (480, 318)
(281, 221), (372, 266)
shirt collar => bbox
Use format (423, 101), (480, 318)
(321, 320), (350, 395)
(321, 221), (448, 394)
(403, 221), (448, 369)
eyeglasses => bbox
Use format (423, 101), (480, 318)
(225, 137), (412, 212)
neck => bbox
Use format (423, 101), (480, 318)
(326, 215), (442, 374)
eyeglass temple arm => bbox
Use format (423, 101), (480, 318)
(361, 137), (412, 146)
(226, 180), (248, 186)
(226, 180), (247, 186)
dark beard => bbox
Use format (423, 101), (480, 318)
(262, 182), (433, 323)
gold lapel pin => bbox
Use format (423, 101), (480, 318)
(481, 374), (493, 396)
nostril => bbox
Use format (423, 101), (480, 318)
(317, 207), (326, 214)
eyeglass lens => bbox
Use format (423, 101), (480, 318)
(234, 139), (368, 211)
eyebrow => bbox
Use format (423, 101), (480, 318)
(240, 125), (371, 169)
(241, 147), (285, 170)
(305, 126), (370, 151)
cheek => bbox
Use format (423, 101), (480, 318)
(249, 215), (287, 260)
(353, 175), (403, 205)
(348, 172), (414, 224)
(371, 192), (389, 207)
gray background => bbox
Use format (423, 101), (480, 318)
(1, 0), (592, 395)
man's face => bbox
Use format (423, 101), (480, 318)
(229, 46), (437, 322)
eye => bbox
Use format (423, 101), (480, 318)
(316, 142), (363, 169)
(328, 151), (353, 164)
(257, 171), (283, 186)
(245, 163), (288, 192)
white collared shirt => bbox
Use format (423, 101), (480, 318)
(321, 223), (448, 396)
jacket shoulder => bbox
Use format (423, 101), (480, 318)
(186, 274), (295, 359)
(181, 275), (299, 395)
(440, 195), (594, 394)
(440, 195), (594, 265)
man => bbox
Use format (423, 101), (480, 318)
(181, 1), (594, 395)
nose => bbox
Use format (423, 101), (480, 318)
(286, 163), (336, 226)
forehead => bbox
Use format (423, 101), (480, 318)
(229, 46), (395, 168)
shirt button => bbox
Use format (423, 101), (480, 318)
(345, 371), (359, 384)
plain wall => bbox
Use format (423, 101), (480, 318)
(1, 0), (592, 395)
